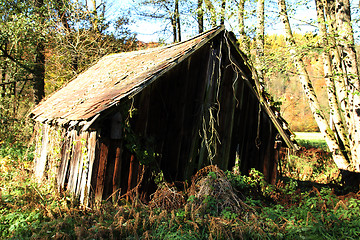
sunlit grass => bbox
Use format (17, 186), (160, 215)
(294, 132), (328, 150)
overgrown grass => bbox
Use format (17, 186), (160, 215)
(294, 132), (328, 150)
(1, 139), (360, 239)
(286, 132), (338, 183)
(280, 147), (338, 183)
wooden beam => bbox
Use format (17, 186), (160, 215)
(112, 140), (122, 202)
(94, 138), (109, 202)
(34, 124), (49, 181)
(82, 130), (97, 205)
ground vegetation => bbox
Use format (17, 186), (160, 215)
(1, 136), (360, 239)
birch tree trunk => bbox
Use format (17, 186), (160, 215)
(323, 0), (350, 128)
(315, 0), (351, 155)
(334, 0), (360, 171)
(238, 0), (250, 55)
(220, 0), (226, 25)
(278, 0), (350, 170)
(255, 0), (265, 82)
(204, 0), (217, 27)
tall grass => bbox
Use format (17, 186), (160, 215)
(1, 148), (360, 240)
(294, 132), (328, 150)
(1, 130), (360, 239)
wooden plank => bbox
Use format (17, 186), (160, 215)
(197, 46), (220, 169)
(178, 50), (210, 180)
(103, 142), (116, 200)
(34, 124), (49, 181)
(57, 130), (73, 190)
(121, 88), (150, 198)
(67, 130), (82, 194)
(94, 138), (109, 202)
(238, 90), (253, 174)
(183, 50), (210, 180)
(228, 79), (245, 172)
(76, 131), (88, 202)
(77, 131), (89, 199)
(65, 130), (76, 191)
(155, 60), (189, 181)
(82, 130), (97, 205)
(61, 130), (77, 190)
(112, 140), (122, 202)
(214, 63), (238, 169)
(127, 154), (136, 201)
(261, 118), (271, 181)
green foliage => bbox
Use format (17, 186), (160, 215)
(261, 187), (360, 239)
(226, 168), (276, 203)
(1, 134), (360, 239)
(1, 158), (360, 239)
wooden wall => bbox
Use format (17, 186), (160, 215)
(33, 124), (97, 205)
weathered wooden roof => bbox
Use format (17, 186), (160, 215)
(30, 26), (298, 149)
(30, 27), (223, 125)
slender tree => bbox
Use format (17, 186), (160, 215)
(220, 0), (226, 25)
(175, 0), (181, 42)
(197, 0), (204, 33)
(255, 0), (265, 81)
(334, 0), (360, 170)
(315, 0), (350, 157)
(278, 0), (350, 170)
(134, 0), (181, 43)
(204, 0), (217, 27)
(237, 0), (250, 55)
(33, 0), (46, 103)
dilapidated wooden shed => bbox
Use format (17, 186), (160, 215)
(30, 27), (297, 205)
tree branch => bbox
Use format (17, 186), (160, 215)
(0, 46), (35, 74)
(0, 78), (33, 86)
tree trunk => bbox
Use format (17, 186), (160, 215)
(334, 0), (360, 170)
(204, 0), (217, 27)
(1, 45), (7, 97)
(90, 0), (99, 32)
(278, 0), (350, 170)
(315, 0), (351, 156)
(238, 0), (250, 55)
(175, 0), (181, 42)
(255, 0), (265, 81)
(220, 0), (226, 25)
(33, 0), (45, 104)
(197, 0), (204, 33)
(323, 0), (350, 128)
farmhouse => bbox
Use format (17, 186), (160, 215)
(30, 26), (297, 205)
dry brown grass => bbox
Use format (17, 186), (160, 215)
(187, 165), (254, 217)
(149, 183), (186, 211)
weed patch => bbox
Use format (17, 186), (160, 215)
(2, 143), (360, 239)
